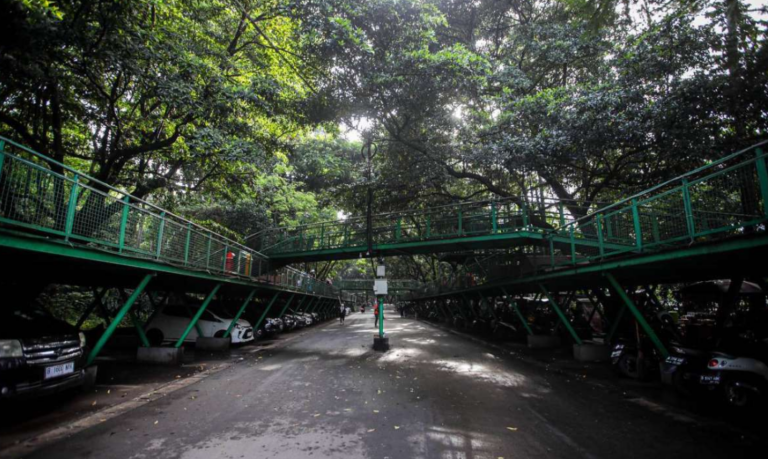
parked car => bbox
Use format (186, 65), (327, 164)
(145, 306), (254, 345)
(1, 303), (88, 399)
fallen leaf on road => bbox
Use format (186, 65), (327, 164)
(373, 410), (379, 413)
(313, 414), (321, 417)
(107, 390), (111, 394)
(367, 429), (375, 433)
(394, 426), (400, 430)
(154, 421), (159, 425)
(506, 427), (517, 432)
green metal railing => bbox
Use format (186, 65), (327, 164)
(259, 193), (603, 256)
(0, 136), (337, 297)
(335, 279), (425, 291)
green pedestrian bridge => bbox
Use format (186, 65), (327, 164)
(2, 135), (768, 362)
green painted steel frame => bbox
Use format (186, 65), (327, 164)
(87, 274), (154, 365)
(224, 289), (258, 338)
(253, 292), (281, 331)
(538, 284), (583, 345)
(605, 274), (669, 358)
(175, 284), (221, 348)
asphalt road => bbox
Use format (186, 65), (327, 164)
(22, 309), (761, 459)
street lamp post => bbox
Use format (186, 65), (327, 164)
(373, 261), (390, 351)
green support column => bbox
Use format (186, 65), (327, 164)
(491, 202), (498, 234)
(606, 304), (627, 342)
(538, 284), (582, 345)
(87, 274), (154, 365)
(631, 198), (643, 251)
(595, 215), (605, 257)
(253, 292), (281, 331)
(175, 284), (222, 348)
(277, 294), (296, 318)
(682, 178), (695, 240)
(130, 310), (151, 347)
(223, 289), (258, 338)
(605, 273), (669, 358)
(183, 223), (192, 265)
(294, 295), (308, 313)
(378, 296), (384, 338)
(501, 288), (533, 335)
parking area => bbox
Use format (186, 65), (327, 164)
(2, 309), (764, 459)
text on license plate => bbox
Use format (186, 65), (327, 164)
(45, 362), (75, 380)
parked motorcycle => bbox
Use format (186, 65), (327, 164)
(707, 334), (768, 408)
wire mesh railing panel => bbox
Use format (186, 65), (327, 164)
(0, 137), (336, 297)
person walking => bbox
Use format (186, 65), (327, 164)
(373, 302), (380, 328)
(339, 303), (346, 324)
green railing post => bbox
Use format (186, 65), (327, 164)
(222, 244), (229, 272)
(253, 292), (281, 331)
(538, 284), (582, 345)
(118, 195), (130, 253)
(175, 283), (221, 348)
(223, 289), (258, 338)
(87, 274), (154, 365)
(64, 175), (80, 241)
(631, 198), (643, 251)
(457, 207), (463, 236)
(206, 233), (212, 269)
(569, 226), (576, 265)
(155, 212), (166, 259)
(596, 214), (605, 257)
(491, 202), (498, 234)
(682, 178), (695, 240)
(320, 223), (325, 248)
(183, 223), (192, 265)
(130, 310), (151, 347)
(396, 218), (402, 241)
(558, 202), (565, 228)
(522, 201), (529, 228)
(755, 148), (768, 218)
(605, 273), (669, 358)
(426, 215), (431, 239)
(0, 141), (6, 182)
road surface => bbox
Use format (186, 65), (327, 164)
(20, 309), (760, 459)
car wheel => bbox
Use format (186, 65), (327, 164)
(146, 329), (164, 346)
(618, 353), (640, 379)
(214, 329), (227, 338)
(723, 380), (751, 408)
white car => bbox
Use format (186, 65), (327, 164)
(145, 306), (254, 345)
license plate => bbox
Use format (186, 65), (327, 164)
(699, 374), (721, 385)
(44, 362), (75, 380)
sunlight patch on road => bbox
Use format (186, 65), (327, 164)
(432, 359), (527, 387)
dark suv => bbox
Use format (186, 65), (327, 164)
(0, 303), (87, 399)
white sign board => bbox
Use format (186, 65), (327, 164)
(376, 265), (386, 277)
(373, 279), (388, 295)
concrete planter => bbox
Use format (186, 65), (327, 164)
(136, 347), (184, 366)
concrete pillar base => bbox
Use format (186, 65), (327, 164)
(196, 337), (230, 352)
(373, 335), (390, 352)
(573, 343), (611, 362)
(527, 335), (561, 349)
(136, 347), (184, 366)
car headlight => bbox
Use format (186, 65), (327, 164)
(0, 340), (23, 358)
(79, 332), (87, 348)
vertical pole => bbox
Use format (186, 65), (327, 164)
(87, 274), (154, 365)
(206, 233), (212, 269)
(632, 198), (643, 251)
(378, 296), (384, 338)
(501, 288), (533, 335)
(253, 292), (281, 331)
(184, 223), (192, 265)
(596, 214), (605, 257)
(755, 148), (768, 218)
(222, 244), (229, 272)
(155, 212), (166, 259)
(605, 273), (669, 358)
(606, 304), (627, 343)
(569, 226), (576, 265)
(0, 140), (6, 183)
(426, 215), (431, 239)
(538, 284), (582, 345)
(64, 175), (80, 241)
(118, 195), (130, 253)
(224, 289), (258, 338)
(522, 201), (529, 228)
(320, 223), (325, 248)
(457, 207), (463, 235)
(491, 202), (497, 234)
(396, 218), (402, 242)
(682, 178), (695, 240)
(558, 201), (565, 228)
(175, 284), (222, 348)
